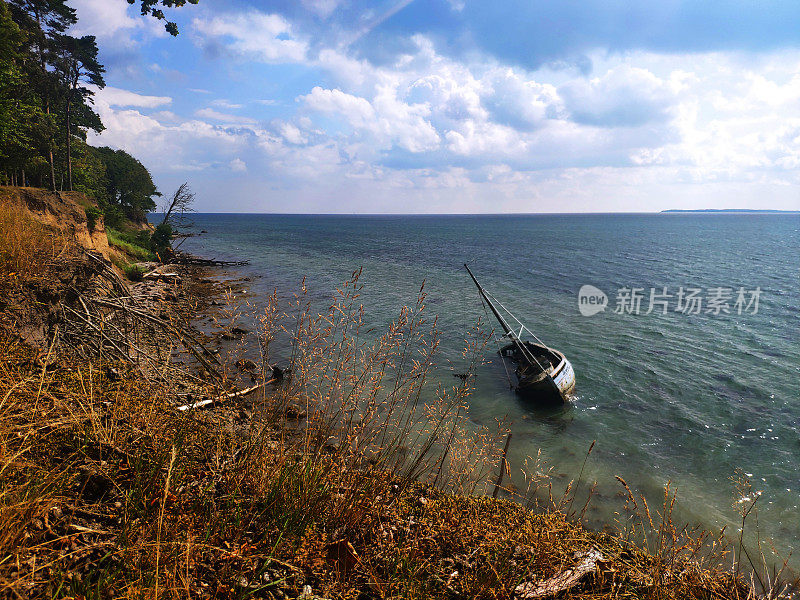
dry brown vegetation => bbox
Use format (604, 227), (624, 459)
(0, 203), (69, 282)
(0, 206), (794, 599)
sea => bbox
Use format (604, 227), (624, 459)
(178, 212), (799, 569)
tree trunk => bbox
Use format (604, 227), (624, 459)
(48, 148), (56, 190)
(31, 9), (57, 192)
(46, 98), (56, 191)
(21, 169), (26, 187)
(66, 91), (73, 191)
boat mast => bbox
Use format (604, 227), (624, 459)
(465, 264), (538, 365)
(465, 265), (514, 337)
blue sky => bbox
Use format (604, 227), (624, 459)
(72, 0), (800, 212)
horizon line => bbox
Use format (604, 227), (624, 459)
(156, 209), (800, 216)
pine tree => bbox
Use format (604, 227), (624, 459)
(53, 32), (104, 190)
(7, 0), (77, 189)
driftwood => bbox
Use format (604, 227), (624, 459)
(515, 549), (604, 599)
(59, 250), (225, 388)
(176, 380), (273, 411)
(171, 252), (249, 267)
(85, 252), (128, 296)
(143, 270), (181, 283)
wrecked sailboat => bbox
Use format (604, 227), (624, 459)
(465, 264), (575, 404)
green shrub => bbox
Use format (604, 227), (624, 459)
(106, 227), (155, 262)
(150, 222), (172, 258)
(122, 263), (146, 281)
(134, 230), (152, 249)
(85, 206), (103, 233)
(103, 205), (125, 229)
(110, 254), (146, 281)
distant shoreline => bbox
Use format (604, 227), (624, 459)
(661, 208), (799, 213)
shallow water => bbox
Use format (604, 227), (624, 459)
(180, 213), (799, 567)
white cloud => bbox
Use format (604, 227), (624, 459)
(445, 121), (526, 157)
(96, 86), (172, 109)
(88, 86), (800, 212)
(302, 85), (440, 153)
(303, 87), (376, 127)
(407, 71), (486, 125)
(279, 122), (308, 145)
(151, 110), (183, 124)
(90, 102), (257, 180)
(230, 158), (248, 172)
(70, 0), (166, 50)
(70, 0), (139, 39)
(559, 65), (679, 127)
(193, 12), (307, 63)
(190, 18), (800, 189)
(371, 85), (441, 152)
(480, 69), (560, 130)
(316, 49), (373, 89)
(211, 99), (244, 110)
(300, 0), (342, 18)
(90, 6), (800, 211)
(195, 108), (258, 126)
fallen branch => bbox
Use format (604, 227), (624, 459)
(177, 380), (274, 411)
(171, 252), (249, 267)
(84, 251), (129, 296)
(143, 271), (181, 283)
(62, 305), (132, 361)
(515, 549), (605, 599)
(69, 523), (116, 536)
(90, 297), (224, 379)
(93, 297), (221, 362)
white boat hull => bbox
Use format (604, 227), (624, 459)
(551, 357), (576, 397)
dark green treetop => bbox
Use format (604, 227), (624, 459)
(95, 147), (161, 222)
(130, 0), (199, 35)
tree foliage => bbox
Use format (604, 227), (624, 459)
(53, 31), (104, 190)
(2, 0), (107, 190)
(0, 3), (43, 173)
(0, 0), (160, 227)
(94, 147), (160, 224)
(130, 0), (199, 35)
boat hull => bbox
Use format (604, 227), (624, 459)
(502, 342), (576, 404)
(516, 374), (563, 403)
(551, 357), (576, 397)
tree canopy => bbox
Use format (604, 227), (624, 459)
(0, 0), (161, 225)
(95, 147), (161, 223)
(131, 0), (199, 35)
(2, 0), (105, 190)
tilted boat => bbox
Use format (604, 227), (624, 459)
(465, 264), (575, 404)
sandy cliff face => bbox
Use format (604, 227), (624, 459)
(0, 186), (111, 258)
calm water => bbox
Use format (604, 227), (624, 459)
(180, 213), (799, 566)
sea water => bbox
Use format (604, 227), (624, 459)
(179, 213), (799, 567)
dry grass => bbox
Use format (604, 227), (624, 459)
(0, 333), (758, 599)
(0, 203), (69, 281)
(0, 227), (794, 599)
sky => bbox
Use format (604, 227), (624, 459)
(71, 0), (800, 213)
